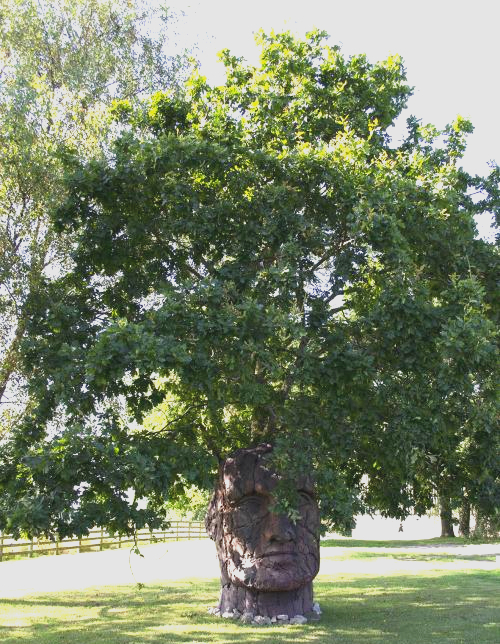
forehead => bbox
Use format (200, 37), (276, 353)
(222, 451), (314, 503)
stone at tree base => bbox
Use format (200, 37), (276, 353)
(206, 444), (321, 621)
(305, 601), (322, 621)
(253, 615), (272, 625)
(289, 615), (308, 625)
(221, 611), (236, 619)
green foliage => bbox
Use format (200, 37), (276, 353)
(1, 29), (499, 538)
(0, 0), (191, 436)
(166, 485), (211, 521)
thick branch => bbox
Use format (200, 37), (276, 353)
(0, 319), (26, 402)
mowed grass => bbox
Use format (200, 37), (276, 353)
(0, 540), (498, 644)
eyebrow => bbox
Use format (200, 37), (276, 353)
(226, 483), (315, 504)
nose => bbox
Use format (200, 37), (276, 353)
(265, 512), (296, 543)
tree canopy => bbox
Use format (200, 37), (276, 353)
(0, 0), (191, 438)
(1, 30), (498, 538)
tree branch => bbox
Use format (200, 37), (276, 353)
(308, 238), (356, 274)
(281, 335), (309, 401)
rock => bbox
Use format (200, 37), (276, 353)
(222, 611), (237, 619)
(207, 606), (219, 615)
(240, 612), (254, 623)
(290, 614), (308, 625)
(312, 602), (322, 615)
(276, 614), (289, 621)
(253, 615), (272, 625)
(271, 616), (277, 623)
(232, 609), (242, 618)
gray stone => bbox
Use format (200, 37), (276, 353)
(277, 614), (289, 621)
(312, 602), (322, 614)
(290, 614), (308, 625)
(271, 616), (277, 623)
(222, 611), (238, 619)
(253, 615), (272, 625)
(240, 612), (254, 623)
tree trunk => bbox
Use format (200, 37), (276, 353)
(473, 508), (500, 539)
(218, 582), (314, 619)
(0, 320), (26, 402)
(458, 495), (470, 537)
(206, 444), (320, 621)
(439, 495), (455, 538)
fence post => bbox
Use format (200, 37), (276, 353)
(0, 532), (3, 562)
(100, 528), (104, 551)
(78, 538), (82, 554)
(176, 522), (179, 541)
(29, 538), (34, 558)
(118, 534), (122, 549)
(55, 537), (59, 556)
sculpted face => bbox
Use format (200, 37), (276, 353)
(207, 445), (320, 592)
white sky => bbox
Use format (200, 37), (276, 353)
(170, 0), (499, 237)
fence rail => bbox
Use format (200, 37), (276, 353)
(0, 521), (207, 562)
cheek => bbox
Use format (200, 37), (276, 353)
(298, 505), (320, 535)
(224, 510), (267, 552)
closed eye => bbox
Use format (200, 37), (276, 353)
(237, 494), (266, 510)
(298, 491), (314, 502)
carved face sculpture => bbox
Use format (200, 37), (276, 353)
(207, 445), (320, 592)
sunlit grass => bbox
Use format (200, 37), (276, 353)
(321, 536), (474, 548)
(0, 541), (498, 644)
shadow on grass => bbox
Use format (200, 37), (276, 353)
(1, 570), (499, 644)
(320, 537), (476, 548)
(322, 551), (495, 563)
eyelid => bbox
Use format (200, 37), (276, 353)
(236, 494), (266, 507)
(240, 494), (264, 502)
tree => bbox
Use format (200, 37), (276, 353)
(0, 0), (191, 436)
(1, 30), (499, 615)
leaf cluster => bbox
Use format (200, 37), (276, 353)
(2, 30), (499, 536)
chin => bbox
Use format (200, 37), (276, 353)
(250, 560), (314, 592)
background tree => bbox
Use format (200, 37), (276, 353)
(0, 31), (498, 546)
(0, 0), (191, 437)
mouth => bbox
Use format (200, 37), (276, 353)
(261, 550), (297, 558)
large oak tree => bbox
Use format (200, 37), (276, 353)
(1, 30), (498, 561)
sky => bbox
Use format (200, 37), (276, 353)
(169, 0), (499, 238)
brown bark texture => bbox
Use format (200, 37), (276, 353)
(458, 496), (471, 537)
(206, 444), (320, 620)
(439, 495), (456, 538)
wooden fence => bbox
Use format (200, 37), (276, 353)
(0, 521), (207, 562)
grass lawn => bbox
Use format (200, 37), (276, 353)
(0, 539), (498, 644)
